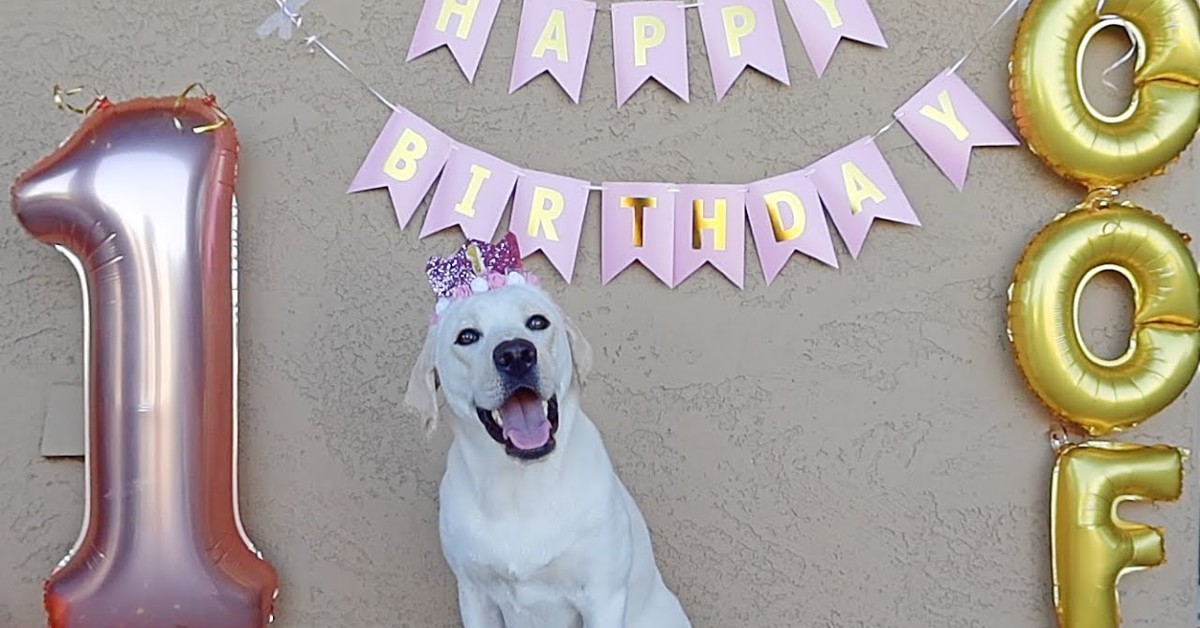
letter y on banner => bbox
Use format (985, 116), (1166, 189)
(810, 137), (919, 258)
(782, 0), (886, 77)
(407, 0), (503, 82)
(348, 109), (454, 229)
(895, 69), (1019, 191)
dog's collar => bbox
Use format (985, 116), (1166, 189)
(425, 232), (540, 326)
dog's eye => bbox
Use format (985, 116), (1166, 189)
(455, 329), (481, 346)
(526, 315), (550, 331)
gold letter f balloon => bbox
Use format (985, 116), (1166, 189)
(1007, 0), (1200, 626)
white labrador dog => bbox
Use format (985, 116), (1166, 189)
(405, 275), (691, 628)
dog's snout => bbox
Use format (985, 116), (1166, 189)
(493, 339), (537, 376)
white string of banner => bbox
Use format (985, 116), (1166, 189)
(260, 0), (1035, 195)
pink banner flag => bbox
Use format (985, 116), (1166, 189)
(419, 145), (519, 240)
(510, 0), (598, 103)
(810, 138), (919, 258)
(407, 0), (503, 82)
(746, 170), (838, 284)
(782, 0), (886, 77)
(697, 0), (790, 100)
(347, 108), (454, 229)
(894, 69), (1020, 191)
(610, 1), (690, 106)
(509, 170), (592, 282)
(601, 183), (676, 285)
(672, 185), (746, 288)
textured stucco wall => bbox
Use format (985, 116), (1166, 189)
(1, 0), (1197, 626)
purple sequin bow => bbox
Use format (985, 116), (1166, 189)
(425, 232), (540, 324)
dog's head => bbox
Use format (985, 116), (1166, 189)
(405, 281), (593, 462)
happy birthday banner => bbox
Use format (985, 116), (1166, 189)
(404, 0), (887, 104)
(261, 0), (1025, 286)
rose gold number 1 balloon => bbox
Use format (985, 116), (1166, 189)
(11, 95), (278, 627)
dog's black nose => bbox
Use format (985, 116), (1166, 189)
(493, 339), (537, 377)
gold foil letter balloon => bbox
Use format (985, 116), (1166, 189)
(10, 94), (278, 627)
(1010, 0), (1200, 188)
(1007, 201), (1200, 436)
(1051, 442), (1185, 628)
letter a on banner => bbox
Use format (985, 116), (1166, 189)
(601, 183), (676, 284)
(348, 109), (454, 229)
(510, 0), (598, 102)
(810, 137), (919, 258)
(407, 0), (503, 82)
(611, 1), (690, 106)
(894, 69), (1019, 190)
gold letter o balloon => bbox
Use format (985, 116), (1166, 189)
(1007, 202), (1200, 435)
(1010, 0), (1200, 188)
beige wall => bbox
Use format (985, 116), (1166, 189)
(2, 0), (1197, 626)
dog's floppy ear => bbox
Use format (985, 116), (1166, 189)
(404, 327), (440, 435)
(563, 314), (593, 385)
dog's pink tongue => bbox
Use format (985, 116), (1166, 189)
(500, 390), (550, 450)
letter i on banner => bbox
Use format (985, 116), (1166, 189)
(510, 0), (598, 103)
(610, 1), (690, 106)
(509, 170), (591, 281)
(782, 0), (886, 77)
(697, 0), (790, 100)
(348, 109), (454, 229)
(810, 137), (919, 258)
(420, 145), (520, 241)
(746, 169), (839, 284)
(672, 185), (747, 287)
(895, 69), (1019, 190)
(601, 183), (676, 285)
(407, 0), (504, 81)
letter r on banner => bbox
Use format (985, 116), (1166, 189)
(527, 186), (565, 240)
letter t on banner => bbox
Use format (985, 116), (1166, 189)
(894, 69), (1019, 191)
(611, 1), (690, 106)
(810, 138), (919, 258)
(510, 0), (598, 103)
(601, 183), (676, 285)
(347, 109), (454, 229)
(697, 0), (790, 100)
(407, 0), (503, 82)
(782, 0), (886, 77)
(509, 170), (591, 281)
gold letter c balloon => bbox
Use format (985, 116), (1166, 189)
(1007, 200), (1200, 436)
(1010, 0), (1200, 188)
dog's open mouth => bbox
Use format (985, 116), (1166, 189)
(477, 388), (559, 460)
